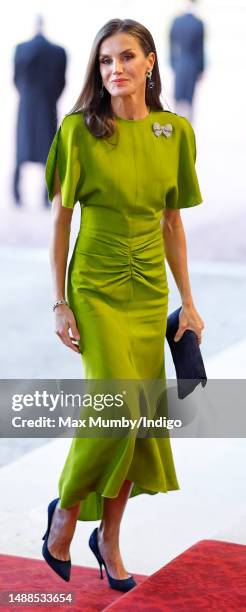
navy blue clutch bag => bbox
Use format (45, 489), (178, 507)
(166, 306), (207, 399)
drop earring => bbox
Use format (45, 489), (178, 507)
(146, 69), (155, 89)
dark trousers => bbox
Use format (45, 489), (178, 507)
(13, 163), (50, 207)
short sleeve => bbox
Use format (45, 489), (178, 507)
(166, 117), (203, 209)
(45, 115), (82, 209)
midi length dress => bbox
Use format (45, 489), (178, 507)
(45, 108), (203, 521)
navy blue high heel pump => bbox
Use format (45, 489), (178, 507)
(89, 527), (136, 592)
(42, 497), (71, 582)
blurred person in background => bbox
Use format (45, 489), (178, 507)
(169, 0), (205, 122)
(13, 15), (67, 208)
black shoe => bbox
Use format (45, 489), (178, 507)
(42, 498), (71, 582)
(89, 527), (137, 592)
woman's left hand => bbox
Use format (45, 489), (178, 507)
(174, 302), (205, 345)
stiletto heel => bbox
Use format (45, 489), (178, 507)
(89, 527), (136, 592)
(42, 497), (71, 582)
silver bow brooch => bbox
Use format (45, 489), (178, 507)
(152, 122), (173, 138)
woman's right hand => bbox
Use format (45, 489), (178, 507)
(54, 305), (81, 353)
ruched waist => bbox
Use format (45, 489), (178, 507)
(75, 228), (164, 258)
(69, 208), (168, 308)
(76, 207), (164, 260)
(80, 204), (163, 240)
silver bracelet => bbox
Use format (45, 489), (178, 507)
(52, 299), (68, 312)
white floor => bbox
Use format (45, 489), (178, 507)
(0, 343), (245, 575)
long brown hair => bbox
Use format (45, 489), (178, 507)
(68, 18), (164, 139)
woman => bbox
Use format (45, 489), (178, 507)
(42, 18), (204, 591)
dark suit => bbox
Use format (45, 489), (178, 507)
(169, 12), (204, 104)
(13, 33), (66, 204)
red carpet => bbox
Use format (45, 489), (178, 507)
(104, 539), (246, 611)
(1, 540), (246, 611)
(0, 554), (147, 611)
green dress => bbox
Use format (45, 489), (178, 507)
(45, 108), (203, 521)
